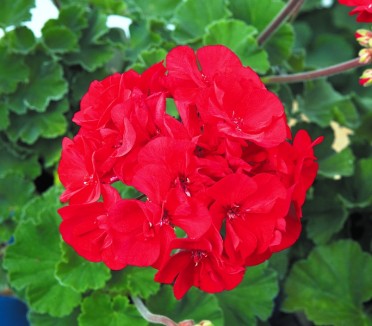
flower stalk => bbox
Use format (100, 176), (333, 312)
(257, 0), (305, 45)
(131, 296), (179, 326)
(263, 57), (366, 84)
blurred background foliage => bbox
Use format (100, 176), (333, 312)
(0, 0), (371, 325)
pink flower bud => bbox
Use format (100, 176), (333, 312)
(359, 69), (372, 86)
(358, 48), (372, 64)
(355, 29), (372, 47)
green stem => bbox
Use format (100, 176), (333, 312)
(257, 0), (305, 45)
(131, 296), (178, 326)
(263, 58), (365, 84)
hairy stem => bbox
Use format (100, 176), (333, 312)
(131, 296), (178, 326)
(257, 0), (305, 46)
(263, 58), (365, 84)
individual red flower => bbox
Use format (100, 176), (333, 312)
(155, 227), (245, 299)
(338, 0), (372, 22)
(58, 186), (127, 270)
(208, 173), (290, 265)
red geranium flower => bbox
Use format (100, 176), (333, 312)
(58, 44), (322, 299)
(338, 0), (372, 22)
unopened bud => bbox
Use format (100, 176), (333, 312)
(195, 321), (213, 326)
(359, 69), (372, 87)
(358, 48), (372, 64)
(355, 29), (372, 47)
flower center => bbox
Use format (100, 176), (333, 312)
(192, 250), (208, 266)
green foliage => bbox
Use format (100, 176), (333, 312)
(1, 1), (371, 325)
(216, 263), (279, 325)
(148, 287), (224, 325)
(283, 240), (372, 326)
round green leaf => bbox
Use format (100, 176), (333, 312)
(304, 181), (349, 245)
(108, 267), (160, 300)
(283, 240), (372, 326)
(339, 158), (372, 208)
(7, 99), (69, 144)
(8, 53), (68, 114)
(0, 49), (29, 94)
(0, 141), (41, 179)
(0, 0), (35, 29)
(172, 0), (231, 43)
(0, 174), (35, 221)
(28, 310), (79, 326)
(203, 19), (269, 74)
(127, 0), (181, 19)
(216, 262), (279, 325)
(148, 286), (224, 326)
(3, 187), (81, 317)
(1, 26), (36, 54)
(42, 25), (79, 53)
(56, 243), (111, 293)
(318, 147), (355, 178)
(78, 293), (147, 326)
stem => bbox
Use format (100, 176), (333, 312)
(263, 58), (366, 84)
(257, 0), (305, 45)
(131, 296), (178, 326)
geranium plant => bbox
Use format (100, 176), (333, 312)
(1, 0), (372, 325)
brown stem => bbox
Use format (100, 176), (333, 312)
(131, 296), (178, 326)
(258, 0), (305, 46)
(263, 58), (366, 84)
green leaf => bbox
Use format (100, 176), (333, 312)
(318, 147), (355, 178)
(8, 53), (68, 114)
(126, 20), (161, 62)
(63, 10), (113, 71)
(89, 0), (127, 15)
(0, 49), (29, 94)
(303, 181), (348, 245)
(283, 240), (372, 326)
(148, 286), (224, 325)
(0, 26), (36, 54)
(172, 0), (231, 43)
(339, 158), (372, 208)
(33, 138), (64, 168)
(20, 186), (63, 224)
(132, 48), (167, 73)
(55, 243), (111, 293)
(265, 24), (294, 65)
(42, 26), (79, 53)
(3, 186), (81, 317)
(0, 0), (35, 28)
(216, 262), (279, 325)
(228, 0), (294, 64)
(0, 174), (35, 221)
(299, 79), (355, 128)
(108, 267), (160, 299)
(79, 292), (147, 326)
(0, 141), (41, 179)
(0, 101), (10, 130)
(203, 19), (269, 74)
(127, 0), (181, 19)
(306, 33), (354, 68)
(7, 99), (69, 144)
(28, 310), (79, 326)
(55, 4), (89, 36)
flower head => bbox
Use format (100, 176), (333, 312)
(58, 44), (321, 299)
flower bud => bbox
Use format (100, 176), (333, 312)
(358, 48), (372, 64)
(355, 29), (372, 47)
(359, 69), (372, 87)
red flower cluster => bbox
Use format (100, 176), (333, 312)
(58, 45), (322, 299)
(338, 0), (372, 22)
